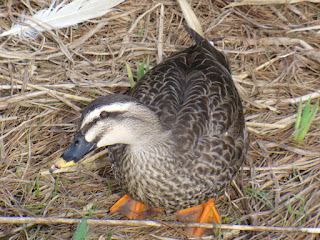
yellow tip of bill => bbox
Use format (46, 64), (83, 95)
(50, 157), (75, 173)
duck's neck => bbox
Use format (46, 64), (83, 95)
(130, 129), (172, 148)
(128, 130), (175, 163)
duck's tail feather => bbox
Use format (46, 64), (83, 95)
(183, 24), (231, 73)
(183, 24), (204, 45)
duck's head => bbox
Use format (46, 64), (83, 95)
(53, 94), (164, 169)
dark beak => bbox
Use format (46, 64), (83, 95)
(62, 133), (96, 162)
(51, 133), (96, 170)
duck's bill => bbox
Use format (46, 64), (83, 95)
(53, 157), (75, 168)
(50, 157), (75, 173)
(52, 133), (96, 170)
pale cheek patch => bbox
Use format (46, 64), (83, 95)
(81, 102), (133, 129)
(96, 124), (137, 148)
(85, 124), (104, 142)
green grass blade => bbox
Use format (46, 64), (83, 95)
(126, 56), (150, 87)
(125, 62), (135, 87)
(53, 174), (60, 197)
(245, 188), (285, 218)
(294, 194), (305, 217)
(294, 99), (319, 142)
(245, 188), (274, 210)
(146, 55), (150, 73)
(299, 97), (311, 128)
(295, 98), (302, 132)
(73, 217), (90, 240)
(137, 58), (146, 81)
(310, 100), (319, 119)
(106, 232), (113, 240)
(138, 21), (143, 38)
(297, 100), (319, 141)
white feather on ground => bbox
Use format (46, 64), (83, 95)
(0, 0), (125, 39)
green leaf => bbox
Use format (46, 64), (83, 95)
(125, 56), (150, 88)
(73, 217), (90, 240)
(294, 98), (319, 143)
(137, 58), (146, 81)
(125, 62), (135, 88)
(300, 97), (311, 129)
(297, 100), (319, 141)
(146, 55), (150, 73)
(294, 98), (302, 132)
(53, 174), (60, 197)
(245, 188), (274, 210)
(138, 21), (143, 38)
(106, 232), (113, 240)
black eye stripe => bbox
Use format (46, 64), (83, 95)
(80, 111), (124, 135)
(81, 118), (99, 135)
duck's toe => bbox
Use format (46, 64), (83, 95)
(110, 194), (163, 220)
(176, 198), (221, 237)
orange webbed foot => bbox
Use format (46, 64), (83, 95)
(176, 199), (221, 237)
(110, 194), (163, 220)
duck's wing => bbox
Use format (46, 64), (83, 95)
(130, 26), (243, 137)
(173, 27), (248, 185)
(129, 49), (188, 125)
(172, 43), (245, 145)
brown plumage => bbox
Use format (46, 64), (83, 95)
(58, 25), (249, 216)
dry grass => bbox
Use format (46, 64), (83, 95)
(1, 0), (320, 239)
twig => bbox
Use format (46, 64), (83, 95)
(287, 5), (308, 21)
(256, 91), (320, 106)
(0, 217), (319, 234)
(205, 10), (232, 33)
(287, 25), (320, 33)
(0, 109), (53, 140)
(236, 52), (295, 80)
(0, 83), (75, 90)
(48, 91), (82, 112)
(0, 116), (18, 121)
(242, 157), (320, 171)
(278, 144), (320, 157)
(157, 3), (164, 63)
(246, 122), (287, 129)
(177, 0), (204, 36)
(0, 75), (92, 102)
(0, 91), (47, 110)
(225, 0), (320, 8)
(118, 3), (162, 58)
(254, 37), (313, 50)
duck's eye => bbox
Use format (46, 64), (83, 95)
(100, 111), (109, 118)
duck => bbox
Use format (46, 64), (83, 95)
(52, 25), (249, 237)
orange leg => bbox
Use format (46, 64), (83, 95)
(110, 194), (163, 220)
(177, 198), (221, 237)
